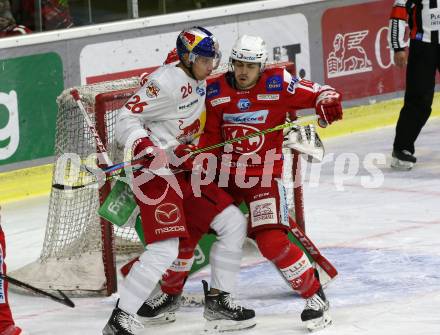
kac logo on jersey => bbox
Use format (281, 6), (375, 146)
(207, 82), (220, 98)
(266, 75), (282, 92)
(237, 98), (251, 111)
(196, 86), (205, 96)
(222, 124), (265, 154)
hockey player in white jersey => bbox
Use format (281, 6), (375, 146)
(102, 27), (255, 335)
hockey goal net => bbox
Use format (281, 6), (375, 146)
(11, 62), (305, 297)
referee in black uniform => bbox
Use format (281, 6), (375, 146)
(389, 0), (440, 170)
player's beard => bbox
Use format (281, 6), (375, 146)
(236, 75), (258, 90)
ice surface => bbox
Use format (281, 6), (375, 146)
(2, 118), (440, 334)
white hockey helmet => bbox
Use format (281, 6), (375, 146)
(229, 35), (268, 71)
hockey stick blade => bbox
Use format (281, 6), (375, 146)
(1, 274), (75, 308)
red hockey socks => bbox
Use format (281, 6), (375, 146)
(161, 236), (199, 295)
(255, 229), (320, 298)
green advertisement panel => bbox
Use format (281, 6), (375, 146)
(0, 52), (63, 166)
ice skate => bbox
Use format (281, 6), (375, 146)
(391, 150), (416, 170)
(301, 286), (332, 332)
(202, 280), (256, 333)
(137, 290), (181, 325)
(102, 304), (144, 335)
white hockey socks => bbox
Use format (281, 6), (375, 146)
(118, 237), (179, 314)
(209, 205), (247, 294)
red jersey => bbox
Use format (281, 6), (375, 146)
(199, 66), (326, 176)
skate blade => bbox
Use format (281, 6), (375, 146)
(138, 311), (176, 325)
(201, 318), (256, 333)
(391, 157), (414, 170)
(305, 312), (332, 332)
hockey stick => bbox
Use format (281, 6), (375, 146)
(190, 114), (319, 155)
(0, 273), (75, 308)
(52, 115), (319, 190)
(70, 89), (113, 166)
(70, 89), (118, 296)
(52, 165), (144, 190)
(288, 217), (338, 285)
(52, 90), (122, 191)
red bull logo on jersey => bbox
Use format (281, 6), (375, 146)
(145, 80), (160, 98)
(222, 124), (264, 154)
(177, 119), (201, 143)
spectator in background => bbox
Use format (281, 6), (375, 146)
(389, 0), (440, 170)
(0, 206), (26, 335)
(11, 0), (73, 32)
(0, 0), (31, 37)
(193, 0), (208, 9)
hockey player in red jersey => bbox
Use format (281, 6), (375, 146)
(0, 207), (26, 335)
(200, 35), (341, 331)
(142, 35), (342, 332)
(102, 27), (255, 335)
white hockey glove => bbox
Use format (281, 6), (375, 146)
(283, 124), (325, 162)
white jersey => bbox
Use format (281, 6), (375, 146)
(116, 64), (207, 151)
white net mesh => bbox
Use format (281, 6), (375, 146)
(11, 78), (144, 295)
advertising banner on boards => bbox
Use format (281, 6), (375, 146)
(80, 14), (311, 84)
(0, 53), (64, 166)
(322, 0), (406, 100)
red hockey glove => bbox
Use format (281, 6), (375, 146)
(132, 137), (167, 170)
(171, 144), (197, 170)
(315, 89), (342, 127)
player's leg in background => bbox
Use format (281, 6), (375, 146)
(144, 182), (256, 332)
(244, 179), (332, 332)
(136, 178), (233, 324)
(195, 184), (255, 332)
(138, 184), (241, 325)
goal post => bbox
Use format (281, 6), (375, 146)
(10, 79), (143, 296)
